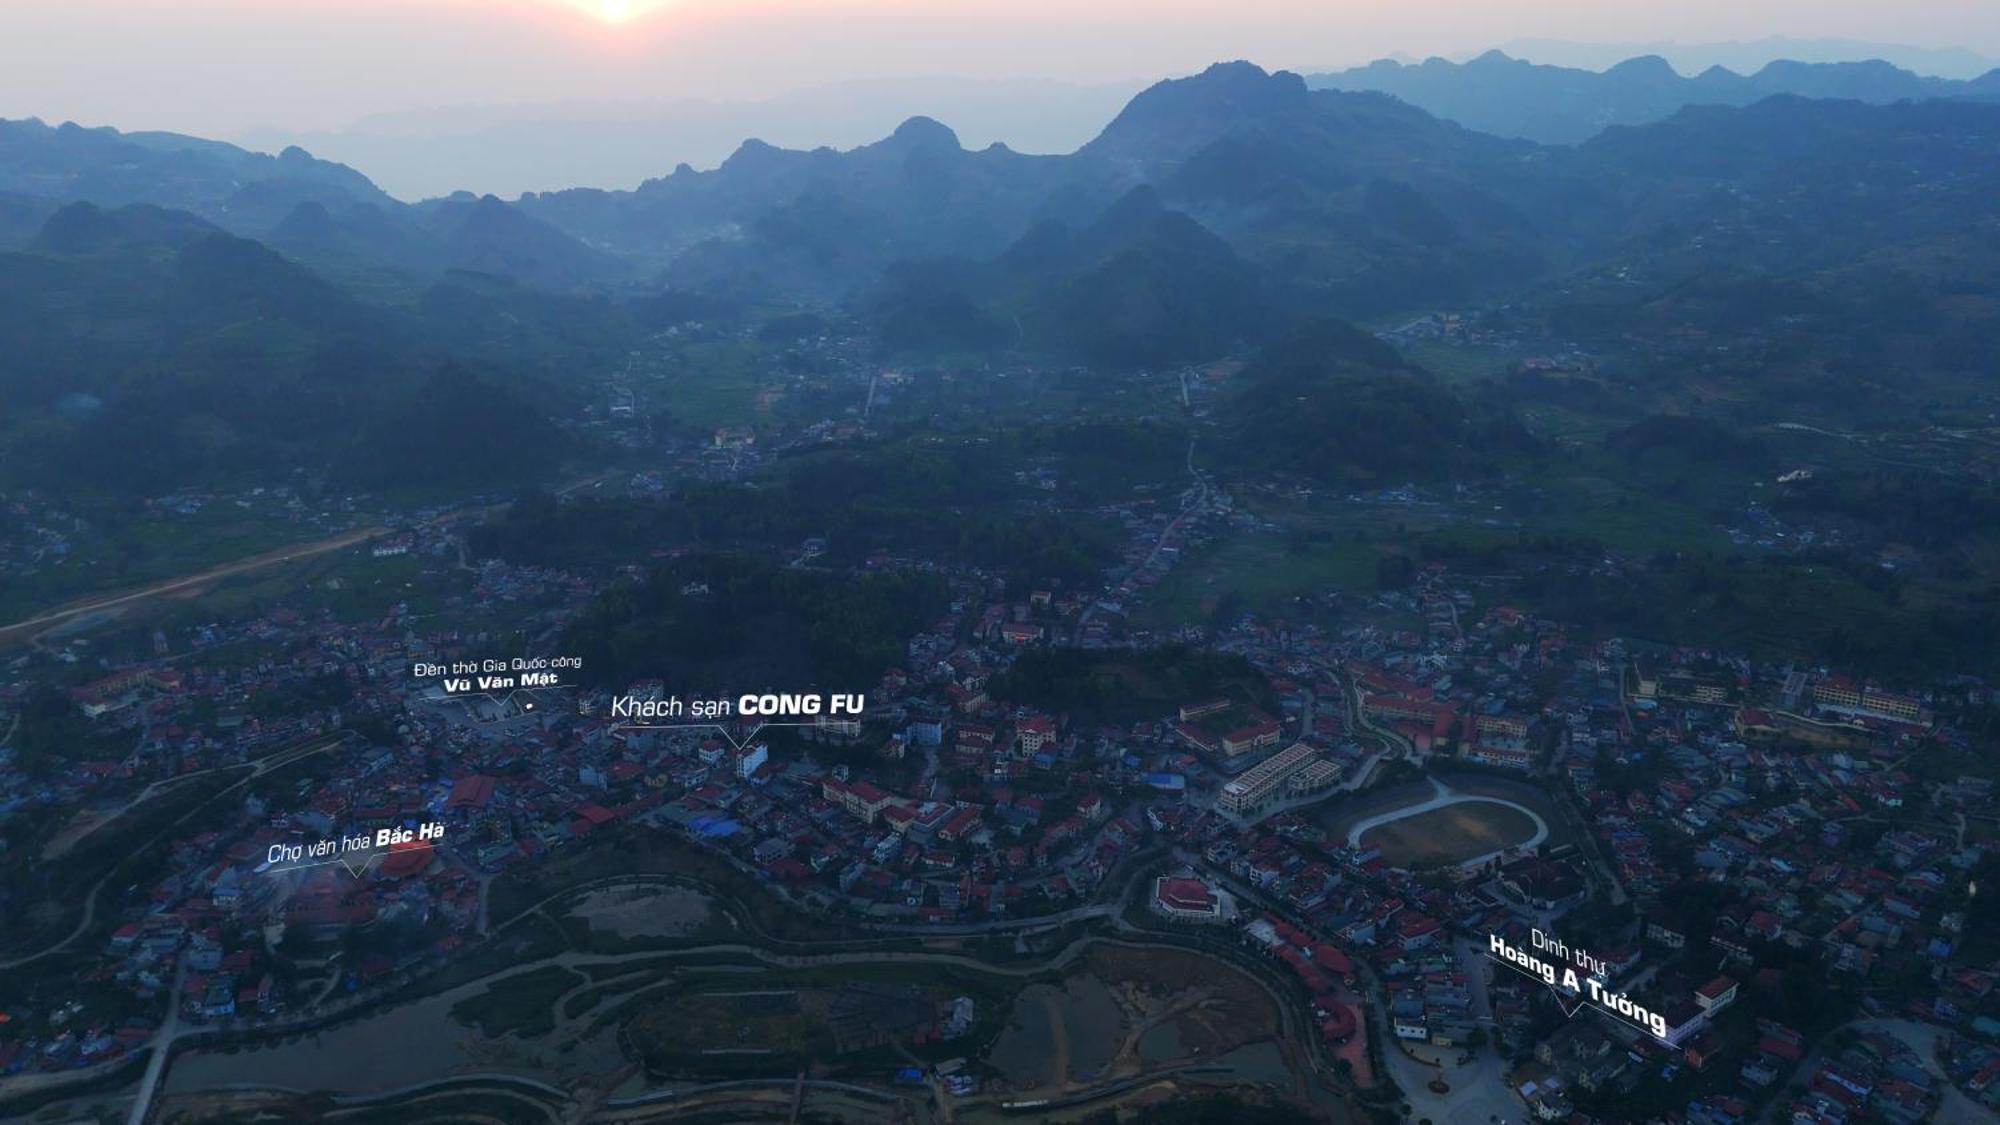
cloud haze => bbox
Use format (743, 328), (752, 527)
(5, 0), (1997, 138)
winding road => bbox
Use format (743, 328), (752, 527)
(0, 734), (350, 970)
(135, 924), (1314, 1120)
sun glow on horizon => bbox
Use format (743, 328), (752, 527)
(555, 0), (670, 25)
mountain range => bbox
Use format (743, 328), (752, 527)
(4, 55), (2000, 496)
(0, 117), (626, 291)
(10, 59), (1999, 338)
(13, 50), (1995, 311)
(513, 63), (1563, 319)
(1310, 50), (2000, 144)
(1493, 37), (1997, 81)
(237, 77), (1147, 201)
(503, 59), (2000, 343)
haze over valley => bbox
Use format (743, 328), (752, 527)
(6, 7), (2000, 1125)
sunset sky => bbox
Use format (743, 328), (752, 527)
(6, 0), (1998, 136)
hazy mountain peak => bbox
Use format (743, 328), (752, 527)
(31, 200), (120, 254)
(1606, 54), (1679, 79)
(1755, 56), (1898, 79)
(1089, 61), (1312, 163)
(0, 113), (397, 245)
(887, 115), (962, 150)
(720, 136), (788, 173)
(1128, 61), (1309, 109)
(1193, 60), (1311, 100)
(420, 190), (630, 290)
(31, 200), (221, 256)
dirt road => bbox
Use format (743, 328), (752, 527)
(0, 524), (386, 649)
(0, 473), (617, 651)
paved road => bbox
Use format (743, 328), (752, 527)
(123, 956), (188, 1125)
(44, 734), (332, 863)
(1384, 1036), (1515, 1125)
(1317, 659), (1411, 760)
(1078, 434), (1208, 640)
(1341, 778), (1550, 868)
(139, 930), (1304, 1117)
(1140, 437), (1209, 576)
(1381, 941), (1518, 1125)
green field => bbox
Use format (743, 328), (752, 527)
(646, 340), (776, 431)
(1398, 340), (1523, 385)
(0, 508), (342, 623)
(1144, 531), (1382, 625)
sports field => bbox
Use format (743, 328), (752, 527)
(1357, 799), (1541, 867)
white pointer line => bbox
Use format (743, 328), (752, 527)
(1482, 951), (1672, 1041)
(608, 721), (826, 748)
(1483, 951), (1588, 1018)
(434, 686), (571, 711)
(266, 840), (440, 878)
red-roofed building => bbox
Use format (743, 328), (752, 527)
(1757, 1035), (1805, 1063)
(1220, 718), (1282, 758)
(1695, 975), (1739, 1014)
(938, 806), (983, 844)
(570, 804), (618, 837)
(1151, 876), (1225, 923)
(447, 774), (500, 812)
(1395, 911), (1443, 951)
(1318, 1001), (1358, 1043)
(1312, 944), (1354, 977)
(1000, 622), (1044, 645)
(1736, 709), (1779, 740)
(822, 778), (897, 824)
(375, 840), (434, 880)
(1179, 698), (1231, 722)
(1017, 716), (1057, 754)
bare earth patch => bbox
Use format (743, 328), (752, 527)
(1358, 800), (1539, 866)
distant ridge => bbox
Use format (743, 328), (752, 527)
(1308, 50), (2000, 144)
(238, 77), (1146, 200)
(0, 117), (627, 290)
(1496, 36), (1997, 80)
